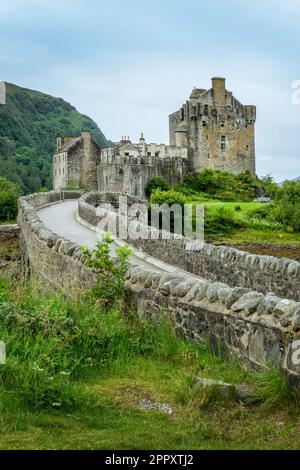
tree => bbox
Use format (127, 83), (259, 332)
(0, 191), (18, 221)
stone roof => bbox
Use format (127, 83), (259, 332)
(60, 136), (82, 153)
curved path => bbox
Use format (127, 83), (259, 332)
(37, 200), (195, 276)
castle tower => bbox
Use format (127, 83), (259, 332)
(169, 77), (256, 176)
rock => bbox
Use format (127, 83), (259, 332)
(292, 309), (300, 332)
(173, 281), (195, 299)
(235, 384), (257, 404)
(195, 377), (234, 400)
(195, 378), (257, 404)
(257, 294), (282, 316)
(231, 292), (264, 316)
(139, 400), (173, 415)
(224, 287), (251, 309)
(195, 281), (210, 301)
(273, 299), (299, 318)
(218, 287), (234, 305)
(206, 282), (228, 303)
(185, 282), (202, 302)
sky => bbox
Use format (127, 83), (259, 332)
(0, 0), (299, 181)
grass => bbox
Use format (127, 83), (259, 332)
(0, 277), (300, 450)
(185, 198), (300, 247)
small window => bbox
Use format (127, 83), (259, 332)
(125, 153), (129, 157)
(220, 120), (225, 128)
(147, 152), (151, 157)
(221, 136), (226, 151)
(119, 168), (124, 174)
(202, 121), (207, 127)
(155, 152), (159, 157)
(246, 145), (249, 151)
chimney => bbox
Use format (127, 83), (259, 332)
(212, 77), (226, 108)
(56, 135), (62, 152)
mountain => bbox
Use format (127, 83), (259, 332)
(0, 83), (111, 194)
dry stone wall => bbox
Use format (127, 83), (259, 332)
(18, 191), (300, 388)
(79, 192), (300, 301)
(125, 265), (300, 389)
(18, 190), (96, 290)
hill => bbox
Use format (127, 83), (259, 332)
(0, 83), (111, 194)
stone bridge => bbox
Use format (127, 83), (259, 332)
(17, 190), (300, 388)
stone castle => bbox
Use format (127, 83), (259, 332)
(53, 77), (256, 197)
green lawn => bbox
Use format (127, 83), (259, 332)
(186, 199), (300, 247)
(1, 358), (300, 450)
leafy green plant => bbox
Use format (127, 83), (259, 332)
(0, 191), (18, 222)
(145, 177), (170, 198)
(149, 188), (186, 207)
(81, 233), (132, 307)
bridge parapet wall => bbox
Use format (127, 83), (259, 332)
(78, 192), (300, 302)
(17, 191), (300, 388)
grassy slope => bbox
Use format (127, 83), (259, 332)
(0, 277), (300, 450)
(188, 199), (300, 246)
(0, 83), (111, 194)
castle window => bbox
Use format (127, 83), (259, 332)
(119, 168), (124, 174)
(125, 153), (129, 157)
(220, 120), (225, 128)
(155, 152), (159, 157)
(221, 136), (226, 151)
(147, 152), (151, 157)
(202, 120), (207, 127)
(181, 107), (184, 120)
(246, 145), (249, 151)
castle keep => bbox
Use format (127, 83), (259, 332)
(53, 78), (256, 196)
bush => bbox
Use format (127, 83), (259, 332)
(149, 188), (186, 207)
(0, 191), (18, 222)
(81, 233), (132, 307)
(204, 207), (243, 236)
(269, 181), (300, 232)
(145, 177), (170, 198)
(182, 169), (260, 201)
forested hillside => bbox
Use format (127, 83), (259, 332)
(0, 83), (111, 194)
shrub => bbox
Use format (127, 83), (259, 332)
(81, 233), (132, 307)
(145, 177), (170, 198)
(182, 169), (260, 201)
(268, 181), (300, 232)
(0, 191), (18, 222)
(204, 207), (243, 236)
(149, 188), (186, 207)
